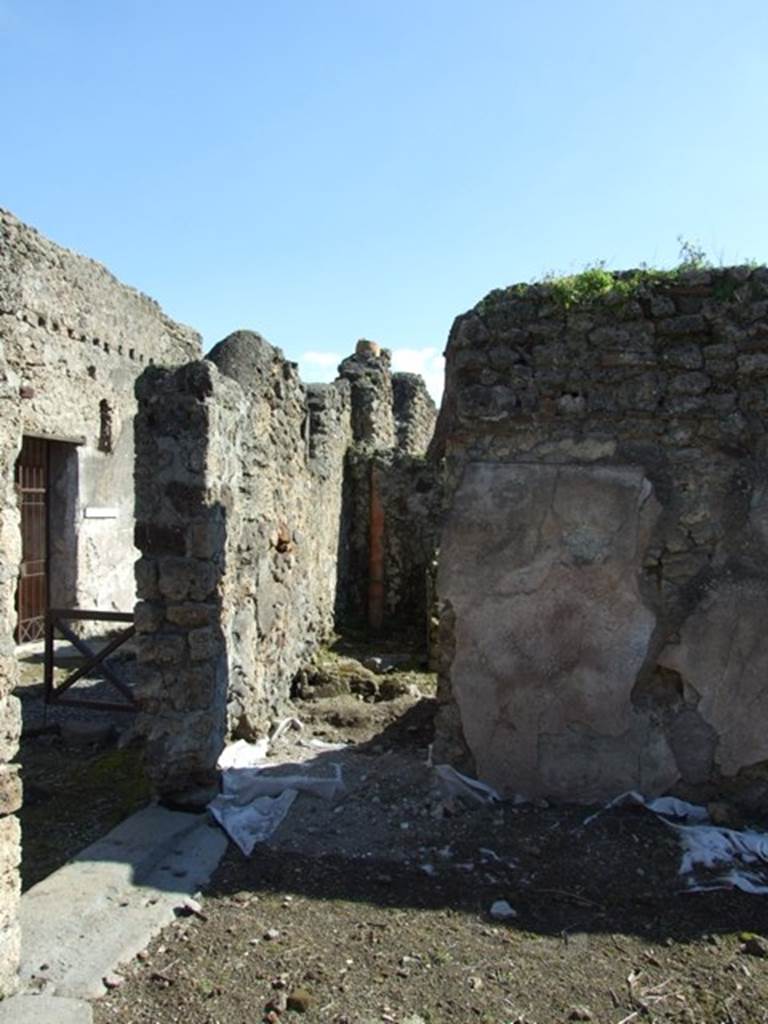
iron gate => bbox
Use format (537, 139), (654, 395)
(15, 436), (48, 643)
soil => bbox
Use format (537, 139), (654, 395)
(16, 638), (768, 1023)
(14, 638), (148, 889)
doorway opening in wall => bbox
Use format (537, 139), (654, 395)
(15, 436), (49, 643)
(14, 434), (82, 642)
(13, 433), (150, 890)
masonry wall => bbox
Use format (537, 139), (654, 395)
(0, 210), (202, 993)
(208, 334), (352, 742)
(336, 345), (440, 633)
(0, 338), (21, 994)
(434, 266), (768, 806)
(134, 336), (353, 803)
(393, 372), (437, 456)
(0, 208), (200, 615)
(133, 333), (441, 800)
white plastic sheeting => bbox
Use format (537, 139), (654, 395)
(209, 789), (298, 856)
(584, 790), (768, 894)
(433, 764), (501, 805)
(216, 738), (269, 770)
(209, 739), (345, 856)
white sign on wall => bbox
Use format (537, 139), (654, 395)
(83, 507), (119, 519)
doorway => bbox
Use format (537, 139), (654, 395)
(15, 435), (80, 643)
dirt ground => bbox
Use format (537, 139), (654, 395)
(14, 640), (148, 889)
(16, 638), (768, 1024)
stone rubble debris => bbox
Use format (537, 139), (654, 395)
(489, 899), (517, 921)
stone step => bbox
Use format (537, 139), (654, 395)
(19, 804), (228, 999)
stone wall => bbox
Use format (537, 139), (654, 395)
(0, 208), (200, 615)
(133, 361), (236, 805)
(375, 454), (442, 631)
(134, 335), (353, 803)
(208, 334), (352, 742)
(434, 266), (768, 805)
(392, 372), (437, 456)
(133, 332), (441, 799)
(338, 340), (396, 451)
(0, 337), (21, 995)
(336, 345), (440, 633)
(0, 209), (202, 993)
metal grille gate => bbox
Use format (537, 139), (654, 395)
(15, 436), (49, 643)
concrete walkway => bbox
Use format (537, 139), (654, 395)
(0, 805), (229, 1022)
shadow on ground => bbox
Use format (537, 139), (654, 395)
(14, 642), (148, 889)
(204, 702), (768, 947)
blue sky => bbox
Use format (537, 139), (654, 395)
(2, 1), (767, 397)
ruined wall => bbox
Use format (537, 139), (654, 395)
(134, 336), (352, 802)
(0, 209), (201, 991)
(376, 454), (442, 631)
(336, 344), (440, 633)
(0, 208), (200, 614)
(0, 337), (21, 994)
(338, 340), (396, 450)
(435, 265), (768, 805)
(133, 361), (237, 805)
(392, 372), (437, 456)
(208, 333), (352, 741)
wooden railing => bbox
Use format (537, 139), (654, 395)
(44, 608), (137, 712)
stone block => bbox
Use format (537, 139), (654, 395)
(588, 326), (630, 347)
(650, 296), (676, 317)
(663, 394), (707, 415)
(186, 517), (225, 560)
(157, 557), (218, 601)
(0, 817), (20, 874)
(599, 349), (656, 368)
(0, 698), (20, 764)
(0, 657), (18, 702)
(0, 868), (20, 932)
(166, 602), (218, 628)
(133, 600), (164, 634)
(662, 343), (703, 369)
(188, 626), (220, 662)
(656, 314), (708, 335)
(737, 352), (768, 375)
(0, 766), (21, 815)
(134, 557), (159, 600)
(135, 633), (186, 665)
(668, 371), (710, 395)
(703, 342), (736, 360)
(177, 666), (217, 709)
(134, 521), (186, 556)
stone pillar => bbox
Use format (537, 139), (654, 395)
(133, 362), (243, 807)
(0, 341), (22, 994)
(338, 340), (396, 450)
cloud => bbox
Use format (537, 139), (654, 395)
(391, 346), (445, 402)
(301, 350), (342, 367)
(297, 350), (342, 384)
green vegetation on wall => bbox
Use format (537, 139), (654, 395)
(476, 238), (762, 315)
